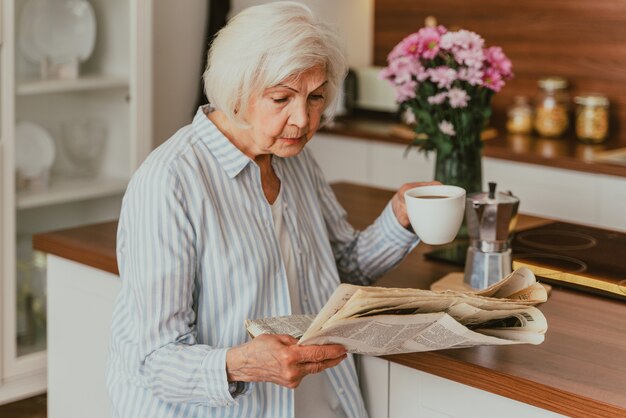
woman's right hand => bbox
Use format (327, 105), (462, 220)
(225, 334), (347, 388)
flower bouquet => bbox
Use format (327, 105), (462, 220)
(380, 25), (513, 193)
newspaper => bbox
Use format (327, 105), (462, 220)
(244, 267), (548, 355)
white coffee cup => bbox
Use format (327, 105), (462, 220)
(404, 185), (466, 245)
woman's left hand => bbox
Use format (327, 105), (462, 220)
(391, 181), (442, 229)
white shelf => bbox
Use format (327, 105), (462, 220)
(16, 176), (129, 210)
(17, 75), (129, 96)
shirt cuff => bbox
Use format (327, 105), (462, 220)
(377, 202), (419, 249)
(201, 348), (253, 406)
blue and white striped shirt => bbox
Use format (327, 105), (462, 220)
(106, 107), (419, 418)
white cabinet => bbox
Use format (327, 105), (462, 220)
(357, 355), (389, 418)
(357, 358), (564, 418)
(47, 255), (120, 418)
(309, 133), (626, 232)
(0, 0), (152, 404)
(387, 362), (564, 418)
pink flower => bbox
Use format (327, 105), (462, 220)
(457, 67), (483, 86)
(416, 27), (442, 59)
(483, 68), (505, 92)
(391, 57), (417, 83)
(388, 33), (421, 61)
(440, 30), (484, 53)
(378, 65), (395, 81)
(440, 30), (485, 69)
(427, 92), (447, 105)
(484, 46), (513, 79)
(454, 47), (485, 69)
(388, 27), (448, 62)
(395, 79), (418, 102)
(447, 88), (470, 108)
(379, 57), (424, 84)
(439, 120), (456, 136)
(427, 66), (457, 89)
(381, 24), (513, 107)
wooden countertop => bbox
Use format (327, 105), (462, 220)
(33, 182), (626, 417)
(322, 116), (626, 178)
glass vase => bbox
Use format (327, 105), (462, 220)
(434, 144), (483, 195)
(434, 142), (483, 242)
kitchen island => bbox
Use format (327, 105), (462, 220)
(34, 182), (626, 418)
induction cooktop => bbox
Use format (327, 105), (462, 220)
(425, 221), (626, 301)
(511, 222), (626, 301)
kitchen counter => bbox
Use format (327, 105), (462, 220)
(34, 182), (626, 417)
(322, 116), (626, 178)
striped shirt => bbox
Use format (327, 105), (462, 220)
(106, 106), (419, 418)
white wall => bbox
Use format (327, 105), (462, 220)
(231, 0), (373, 67)
(152, 0), (373, 148)
(153, 1), (208, 146)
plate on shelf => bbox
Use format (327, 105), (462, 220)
(19, 0), (96, 64)
(15, 122), (56, 178)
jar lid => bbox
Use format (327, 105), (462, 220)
(574, 94), (609, 107)
(538, 77), (568, 90)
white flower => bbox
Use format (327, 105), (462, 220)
(402, 108), (416, 125)
(427, 92), (447, 105)
(439, 120), (456, 136)
(447, 88), (470, 108)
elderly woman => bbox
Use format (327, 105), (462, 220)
(107, 2), (434, 418)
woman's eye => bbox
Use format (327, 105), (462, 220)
(309, 95), (325, 101)
(272, 97), (288, 104)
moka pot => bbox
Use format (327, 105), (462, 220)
(464, 182), (520, 289)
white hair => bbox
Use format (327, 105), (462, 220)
(202, 1), (348, 127)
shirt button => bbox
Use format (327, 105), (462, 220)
(338, 388), (345, 395)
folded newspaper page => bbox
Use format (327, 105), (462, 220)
(244, 267), (548, 355)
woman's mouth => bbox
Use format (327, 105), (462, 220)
(279, 135), (305, 144)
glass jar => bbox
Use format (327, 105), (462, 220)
(574, 94), (609, 143)
(534, 77), (569, 138)
(506, 96), (533, 134)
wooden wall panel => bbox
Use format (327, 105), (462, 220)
(374, 0), (626, 143)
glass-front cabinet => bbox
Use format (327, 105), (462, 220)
(0, 0), (152, 404)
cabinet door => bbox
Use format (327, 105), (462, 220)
(0, 0), (45, 381)
(369, 142), (434, 189)
(308, 134), (370, 184)
(389, 363), (564, 418)
(1, 0), (151, 389)
(597, 174), (626, 231)
(483, 158), (596, 224)
(357, 355), (389, 418)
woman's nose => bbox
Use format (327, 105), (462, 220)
(289, 100), (309, 128)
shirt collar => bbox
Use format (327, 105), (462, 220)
(192, 106), (253, 179)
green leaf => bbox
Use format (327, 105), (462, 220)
(437, 140), (453, 157)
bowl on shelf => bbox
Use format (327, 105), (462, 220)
(19, 0), (97, 79)
(61, 118), (108, 177)
(15, 122), (56, 192)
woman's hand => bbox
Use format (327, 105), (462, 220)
(391, 181), (442, 229)
(226, 334), (347, 388)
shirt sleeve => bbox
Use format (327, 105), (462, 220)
(304, 150), (419, 285)
(115, 160), (252, 407)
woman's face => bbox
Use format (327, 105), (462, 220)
(242, 65), (328, 159)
